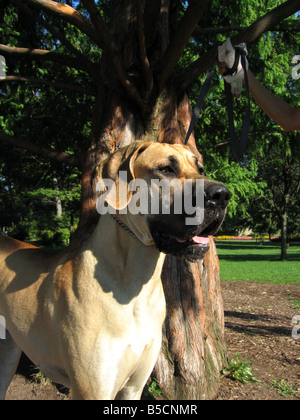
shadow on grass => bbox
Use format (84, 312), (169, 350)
(218, 254), (300, 262)
(225, 321), (292, 337)
(216, 241), (300, 262)
(224, 312), (291, 337)
(216, 242), (278, 250)
(225, 311), (279, 322)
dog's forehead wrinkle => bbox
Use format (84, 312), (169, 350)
(133, 144), (203, 178)
(168, 155), (180, 169)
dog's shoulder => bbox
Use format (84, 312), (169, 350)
(0, 236), (58, 272)
(0, 236), (37, 256)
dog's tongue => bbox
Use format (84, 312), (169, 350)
(191, 236), (210, 245)
(176, 236), (210, 245)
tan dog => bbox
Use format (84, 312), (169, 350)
(0, 141), (230, 400)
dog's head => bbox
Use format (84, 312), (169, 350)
(97, 141), (230, 262)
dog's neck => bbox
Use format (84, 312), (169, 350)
(81, 214), (165, 301)
(110, 213), (155, 247)
(89, 213), (159, 259)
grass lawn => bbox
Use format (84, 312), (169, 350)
(215, 240), (300, 284)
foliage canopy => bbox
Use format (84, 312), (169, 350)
(0, 0), (299, 244)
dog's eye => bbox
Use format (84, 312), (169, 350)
(198, 166), (205, 176)
(158, 166), (175, 175)
(193, 157), (205, 176)
(196, 162), (205, 176)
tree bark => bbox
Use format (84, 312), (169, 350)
(74, 84), (227, 399)
(53, 178), (62, 218)
(281, 194), (290, 261)
(155, 239), (227, 400)
(281, 213), (288, 261)
(143, 92), (226, 399)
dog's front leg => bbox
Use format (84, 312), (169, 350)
(69, 362), (122, 400)
(115, 337), (163, 400)
(67, 349), (134, 400)
(70, 374), (119, 400)
(68, 337), (162, 401)
(0, 331), (22, 400)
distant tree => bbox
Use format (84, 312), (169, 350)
(205, 156), (266, 232)
(255, 135), (300, 259)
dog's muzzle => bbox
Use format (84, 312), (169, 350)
(149, 180), (230, 262)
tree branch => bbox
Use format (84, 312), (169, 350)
(81, 0), (110, 46)
(194, 25), (249, 36)
(110, 59), (147, 112)
(23, 0), (104, 49)
(159, 0), (210, 90)
(179, 0), (300, 92)
(231, 0), (300, 45)
(179, 46), (217, 93)
(0, 44), (89, 73)
(193, 22), (300, 36)
(1, 75), (95, 96)
(144, 0), (162, 43)
(11, 0), (96, 72)
(0, 131), (80, 167)
(9, 0), (100, 80)
(213, 141), (230, 148)
(136, 0), (153, 98)
(81, 0), (146, 111)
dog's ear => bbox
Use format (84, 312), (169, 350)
(97, 141), (152, 210)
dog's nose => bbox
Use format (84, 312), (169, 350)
(205, 183), (231, 208)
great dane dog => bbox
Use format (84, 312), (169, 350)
(0, 141), (230, 400)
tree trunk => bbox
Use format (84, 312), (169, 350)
(281, 207), (288, 261)
(281, 191), (291, 261)
(280, 212), (288, 261)
(155, 239), (227, 400)
(75, 86), (228, 400)
(53, 177), (62, 218)
(55, 197), (62, 218)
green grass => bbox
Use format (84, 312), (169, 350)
(216, 240), (300, 284)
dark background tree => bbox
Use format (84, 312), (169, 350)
(0, 0), (299, 399)
(255, 135), (300, 260)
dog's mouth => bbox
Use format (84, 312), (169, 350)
(150, 217), (222, 263)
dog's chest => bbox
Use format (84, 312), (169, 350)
(74, 249), (166, 370)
